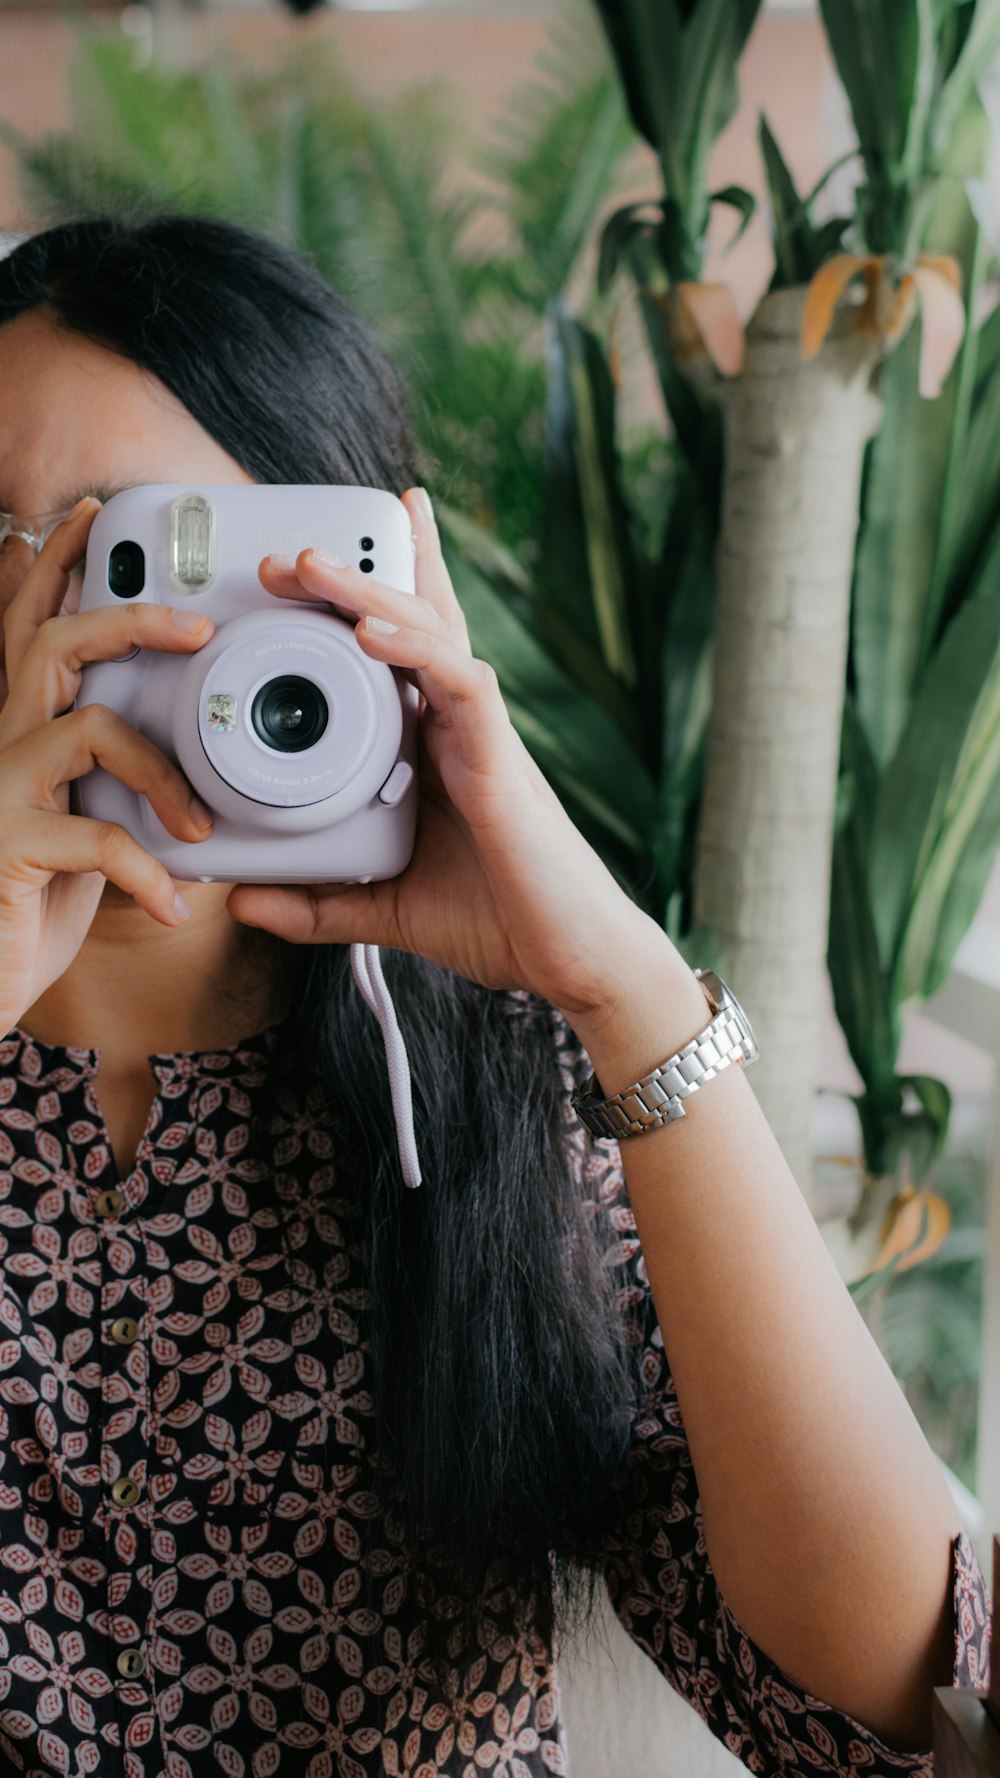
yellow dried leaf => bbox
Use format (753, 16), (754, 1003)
(801, 253), (875, 358)
(918, 253), (962, 293)
(866, 1186), (951, 1279)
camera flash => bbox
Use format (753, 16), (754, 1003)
(206, 693), (237, 733)
(171, 491), (216, 592)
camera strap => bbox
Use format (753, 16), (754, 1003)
(348, 944), (422, 1189)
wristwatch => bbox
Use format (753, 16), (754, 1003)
(570, 968), (759, 1140)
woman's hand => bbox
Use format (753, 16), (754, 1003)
(0, 498), (216, 1038)
(227, 488), (649, 1022)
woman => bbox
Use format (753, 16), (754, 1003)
(0, 213), (989, 1778)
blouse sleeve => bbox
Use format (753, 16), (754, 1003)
(542, 997), (993, 1778)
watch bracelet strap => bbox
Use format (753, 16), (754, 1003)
(569, 971), (757, 1141)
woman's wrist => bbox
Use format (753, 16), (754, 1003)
(554, 920), (714, 1101)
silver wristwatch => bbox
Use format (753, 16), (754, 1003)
(570, 969), (759, 1140)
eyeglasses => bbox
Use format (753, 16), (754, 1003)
(0, 504), (83, 557)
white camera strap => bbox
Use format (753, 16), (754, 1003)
(348, 944), (422, 1189)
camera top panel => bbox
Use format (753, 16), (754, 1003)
(79, 483), (415, 617)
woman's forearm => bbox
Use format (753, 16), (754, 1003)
(561, 919), (963, 1754)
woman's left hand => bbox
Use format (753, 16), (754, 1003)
(225, 487), (650, 1022)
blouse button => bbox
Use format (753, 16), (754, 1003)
(95, 1189), (124, 1219)
(111, 1476), (141, 1507)
(110, 1317), (140, 1345)
(116, 1648), (145, 1680)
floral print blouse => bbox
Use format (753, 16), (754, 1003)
(0, 1001), (990, 1778)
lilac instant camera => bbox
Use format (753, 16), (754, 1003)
(72, 484), (420, 886)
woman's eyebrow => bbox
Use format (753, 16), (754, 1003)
(0, 476), (141, 513)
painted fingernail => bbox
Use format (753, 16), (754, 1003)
(364, 615), (399, 634)
(172, 891), (192, 922)
(312, 548), (347, 569)
(173, 608), (213, 632)
(415, 487), (434, 524)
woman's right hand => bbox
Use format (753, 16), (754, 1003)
(0, 497), (217, 1040)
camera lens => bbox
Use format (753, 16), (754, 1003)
(108, 541), (145, 599)
(251, 675), (328, 753)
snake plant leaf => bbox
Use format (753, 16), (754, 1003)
(680, 0), (763, 232)
(654, 497), (716, 893)
(897, 1073), (953, 1166)
(935, 2), (1000, 150)
(869, 583), (1000, 1001)
(592, 0), (763, 276)
(597, 199), (663, 293)
(757, 117), (854, 290)
(852, 318), (958, 771)
(711, 184), (757, 251)
(817, 0), (937, 192)
(759, 116), (812, 288)
(437, 504), (643, 748)
(448, 554), (657, 854)
(542, 303), (639, 691)
(828, 697), (901, 1094)
(942, 297), (1000, 605)
(591, 0), (683, 157)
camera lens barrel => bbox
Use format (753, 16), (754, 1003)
(251, 675), (329, 753)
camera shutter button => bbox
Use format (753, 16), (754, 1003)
(378, 762), (414, 808)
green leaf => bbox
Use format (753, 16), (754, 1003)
(935, 2), (1000, 150)
(592, 0), (684, 159)
(484, 21), (632, 303)
(597, 200), (662, 293)
(817, 0), (934, 187)
(827, 697), (901, 1094)
(438, 502), (642, 746)
(542, 304), (639, 689)
(711, 183), (756, 251)
(898, 1073), (953, 1168)
(758, 114), (824, 288)
(852, 319), (957, 772)
(942, 296), (1000, 606)
(870, 587), (1000, 1002)
(655, 496), (716, 892)
(594, 0), (763, 277)
(449, 555), (657, 853)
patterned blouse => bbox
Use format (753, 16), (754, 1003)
(0, 1001), (990, 1778)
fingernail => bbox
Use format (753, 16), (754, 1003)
(311, 548), (347, 569)
(189, 795), (213, 830)
(267, 553), (298, 572)
(364, 615), (399, 634)
(172, 891), (192, 922)
(173, 608), (212, 633)
(415, 487), (434, 524)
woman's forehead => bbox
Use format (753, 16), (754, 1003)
(0, 311), (251, 510)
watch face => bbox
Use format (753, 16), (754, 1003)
(696, 968), (725, 1013)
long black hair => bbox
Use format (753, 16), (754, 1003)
(0, 211), (635, 1677)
